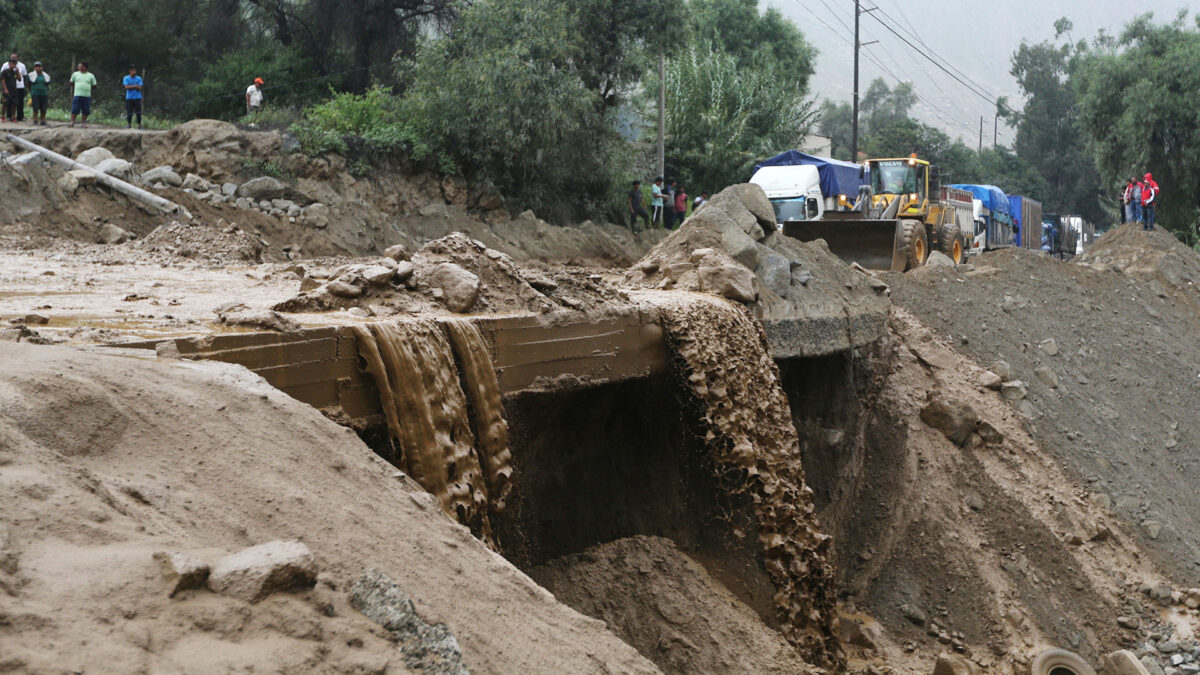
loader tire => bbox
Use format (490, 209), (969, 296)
(939, 223), (964, 264)
(898, 219), (928, 271)
(1029, 648), (1096, 675)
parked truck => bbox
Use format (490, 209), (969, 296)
(749, 151), (868, 225)
(1040, 213), (1079, 259)
(1008, 195), (1043, 251)
(782, 155), (974, 270)
(948, 184), (1016, 255)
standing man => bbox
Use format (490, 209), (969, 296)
(1122, 178), (1134, 224)
(651, 176), (666, 228)
(69, 62), (97, 128)
(694, 192), (709, 210)
(1132, 176), (1144, 225)
(27, 62), (49, 126)
(0, 59), (17, 122)
(0, 54), (28, 123)
(628, 180), (649, 233)
(123, 66), (143, 129)
(1142, 172), (1159, 231)
(673, 183), (688, 228)
(245, 77), (264, 116)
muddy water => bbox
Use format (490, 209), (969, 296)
(352, 319), (513, 546)
(658, 296), (839, 667)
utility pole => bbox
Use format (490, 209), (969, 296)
(657, 52), (665, 180)
(851, 0), (860, 162)
(851, 2), (878, 162)
(993, 113), (998, 149)
(978, 117), (983, 154)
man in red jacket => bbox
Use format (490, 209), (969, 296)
(1141, 172), (1159, 231)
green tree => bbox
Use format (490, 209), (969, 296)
(1007, 20), (1103, 223)
(1074, 11), (1200, 236)
(688, 0), (816, 92)
(402, 0), (680, 221)
(660, 42), (814, 194)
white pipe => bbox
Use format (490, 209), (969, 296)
(6, 133), (190, 218)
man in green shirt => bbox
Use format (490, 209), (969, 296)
(69, 62), (97, 128)
(27, 62), (50, 126)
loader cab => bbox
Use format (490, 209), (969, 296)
(868, 157), (929, 216)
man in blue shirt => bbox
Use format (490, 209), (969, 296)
(123, 66), (143, 129)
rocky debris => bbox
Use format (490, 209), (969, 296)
(152, 551), (210, 596)
(921, 396), (979, 446)
(181, 172), (213, 192)
(206, 540), (317, 603)
(423, 262), (480, 312)
(214, 303), (300, 332)
(138, 219), (264, 264)
(237, 176), (287, 201)
(75, 146), (115, 168)
(98, 222), (131, 245)
(351, 569), (469, 675)
(141, 165), (183, 187)
(94, 158), (139, 183)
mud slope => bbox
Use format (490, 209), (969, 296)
(888, 228), (1200, 585)
(531, 536), (817, 675)
(0, 342), (657, 674)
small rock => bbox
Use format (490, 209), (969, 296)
(1000, 380), (1027, 400)
(992, 360), (1013, 381)
(1101, 650), (1151, 675)
(393, 260), (416, 282)
(920, 396), (979, 446)
(933, 652), (978, 675)
(98, 222), (131, 245)
(1117, 615), (1140, 629)
(57, 172), (80, 194)
(1039, 338), (1059, 355)
(900, 602), (926, 625)
(207, 540), (317, 603)
(217, 308), (300, 332)
(1035, 366), (1060, 388)
(978, 370), (1003, 390)
(362, 265), (395, 285)
(153, 551), (210, 597)
(1144, 521), (1164, 540)
(75, 146), (115, 167)
(698, 264), (757, 303)
(688, 248), (716, 264)
(384, 244), (410, 262)
(326, 280), (364, 298)
(181, 173), (213, 192)
(926, 251), (956, 267)
(141, 166), (183, 187)
(221, 182), (238, 196)
(837, 617), (876, 649)
(237, 176), (288, 200)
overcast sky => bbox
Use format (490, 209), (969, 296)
(768, 0), (1199, 148)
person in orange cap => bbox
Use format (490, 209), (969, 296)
(245, 77), (264, 115)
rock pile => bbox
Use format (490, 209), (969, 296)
(137, 219), (264, 264)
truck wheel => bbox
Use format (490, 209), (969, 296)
(898, 219), (928, 271)
(1029, 648), (1096, 675)
(939, 223), (963, 264)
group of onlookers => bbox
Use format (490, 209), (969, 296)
(628, 176), (709, 233)
(0, 54), (146, 129)
(1122, 173), (1160, 231)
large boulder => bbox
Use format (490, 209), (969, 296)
(301, 202), (330, 229)
(98, 223), (131, 245)
(237, 176), (288, 201)
(166, 119), (242, 148)
(920, 396), (979, 446)
(75, 147), (115, 168)
(425, 262), (480, 313)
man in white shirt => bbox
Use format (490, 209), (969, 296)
(0, 53), (28, 122)
(245, 77), (264, 115)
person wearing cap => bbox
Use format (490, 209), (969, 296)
(1141, 172), (1160, 231)
(246, 78), (264, 115)
(27, 62), (49, 126)
(69, 61), (97, 128)
(123, 66), (144, 129)
(651, 176), (666, 228)
(0, 53), (28, 122)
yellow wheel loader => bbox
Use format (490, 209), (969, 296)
(782, 155), (974, 271)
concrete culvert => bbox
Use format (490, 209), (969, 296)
(1029, 648), (1096, 675)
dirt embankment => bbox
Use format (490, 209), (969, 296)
(3, 120), (667, 265)
(889, 225), (1200, 586)
(0, 342), (658, 674)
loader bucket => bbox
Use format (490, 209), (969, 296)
(782, 219), (905, 272)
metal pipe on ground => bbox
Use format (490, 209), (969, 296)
(5, 133), (190, 218)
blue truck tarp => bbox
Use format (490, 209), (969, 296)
(1009, 195), (1029, 247)
(949, 184), (1013, 218)
(755, 151), (866, 197)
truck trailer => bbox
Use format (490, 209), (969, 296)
(948, 184), (1016, 255)
(1007, 195), (1043, 251)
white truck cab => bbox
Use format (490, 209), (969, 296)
(750, 164), (825, 227)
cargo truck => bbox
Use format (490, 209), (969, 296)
(749, 151), (868, 225)
(948, 184), (1015, 255)
(1007, 195), (1043, 251)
